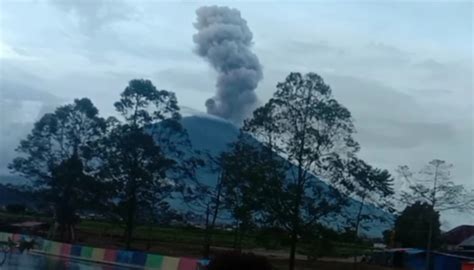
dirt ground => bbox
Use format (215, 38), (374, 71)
(270, 259), (398, 270)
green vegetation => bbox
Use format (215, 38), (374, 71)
(7, 73), (396, 270)
(77, 220), (256, 248)
(391, 202), (441, 249)
(5, 204), (26, 214)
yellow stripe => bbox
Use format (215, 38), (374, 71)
(161, 256), (180, 270)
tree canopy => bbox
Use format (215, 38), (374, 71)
(398, 159), (474, 212)
(9, 98), (107, 241)
(394, 202), (441, 249)
(99, 79), (190, 248)
(243, 72), (364, 270)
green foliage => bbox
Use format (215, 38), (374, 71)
(306, 236), (334, 260)
(346, 158), (394, 235)
(220, 134), (281, 237)
(348, 158), (394, 200)
(51, 152), (108, 226)
(243, 72), (363, 269)
(9, 98), (107, 240)
(10, 98), (106, 183)
(254, 227), (288, 249)
(394, 202), (441, 249)
(114, 78), (181, 126)
(382, 229), (393, 246)
(243, 72), (361, 228)
(99, 79), (193, 248)
(6, 204), (26, 214)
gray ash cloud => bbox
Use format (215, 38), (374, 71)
(193, 6), (263, 124)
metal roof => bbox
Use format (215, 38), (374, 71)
(459, 235), (474, 247)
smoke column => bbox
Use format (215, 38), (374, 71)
(193, 6), (263, 123)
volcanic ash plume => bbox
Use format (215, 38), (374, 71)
(193, 6), (263, 123)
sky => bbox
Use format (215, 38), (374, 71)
(0, 0), (472, 228)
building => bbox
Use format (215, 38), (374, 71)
(443, 225), (474, 250)
(459, 235), (474, 250)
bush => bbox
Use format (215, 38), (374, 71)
(255, 227), (288, 249)
(6, 204), (26, 214)
(208, 252), (274, 270)
(305, 236), (335, 260)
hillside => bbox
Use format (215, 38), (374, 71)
(0, 184), (32, 207)
(0, 114), (393, 237)
(179, 115), (393, 237)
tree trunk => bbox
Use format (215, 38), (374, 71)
(146, 221), (153, 251)
(67, 224), (71, 243)
(237, 231), (243, 253)
(203, 174), (224, 258)
(426, 163), (439, 270)
(425, 218), (433, 270)
(289, 230), (298, 270)
(203, 204), (211, 258)
(236, 224), (245, 253)
(59, 224), (64, 242)
(353, 196), (366, 269)
(71, 224), (75, 243)
(125, 194), (136, 250)
(233, 222), (240, 249)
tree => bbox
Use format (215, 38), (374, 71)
(243, 72), (361, 270)
(394, 202), (441, 249)
(181, 151), (224, 259)
(382, 229), (394, 247)
(9, 98), (107, 242)
(6, 204), (26, 214)
(398, 159), (474, 268)
(185, 135), (265, 258)
(346, 158), (394, 268)
(220, 134), (279, 251)
(51, 151), (109, 240)
(100, 79), (193, 249)
(347, 158), (394, 239)
(398, 160), (474, 212)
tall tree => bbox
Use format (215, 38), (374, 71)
(243, 72), (361, 270)
(9, 98), (107, 241)
(100, 79), (194, 249)
(397, 159), (474, 269)
(181, 152), (224, 259)
(347, 158), (394, 238)
(394, 202), (441, 249)
(220, 133), (281, 251)
(346, 158), (394, 268)
(188, 133), (269, 257)
(398, 160), (474, 212)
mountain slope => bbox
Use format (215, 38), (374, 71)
(181, 115), (240, 156)
(1, 114), (392, 237)
(0, 184), (33, 207)
(179, 114), (393, 237)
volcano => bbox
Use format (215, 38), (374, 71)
(178, 114), (393, 237)
(0, 113), (393, 237)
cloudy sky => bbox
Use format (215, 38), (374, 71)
(0, 0), (472, 228)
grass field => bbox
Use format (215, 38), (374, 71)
(77, 219), (255, 248)
(0, 212), (389, 270)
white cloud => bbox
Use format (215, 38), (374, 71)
(50, 0), (135, 36)
(0, 41), (37, 61)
